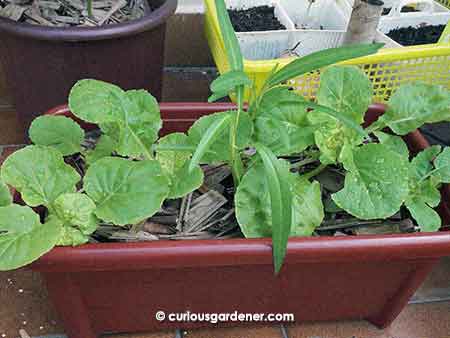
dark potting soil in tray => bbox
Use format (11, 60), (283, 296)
(387, 24), (446, 46)
(228, 6), (286, 32)
(382, 6), (419, 15)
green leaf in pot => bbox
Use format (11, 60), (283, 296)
(332, 143), (410, 219)
(188, 111), (252, 164)
(253, 87), (314, 156)
(29, 115), (85, 156)
(156, 133), (204, 199)
(316, 66), (373, 125)
(266, 43), (384, 87)
(53, 193), (98, 245)
(0, 205), (62, 271)
(209, 70), (252, 102)
(69, 79), (161, 159)
(235, 158), (324, 273)
(376, 83), (450, 135)
(0, 181), (12, 207)
(1, 146), (80, 207)
(85, 134), (117, 166)
(433, 147), (450, 183)
(374, 131), (409, 159)
(84, 157), (169, 225)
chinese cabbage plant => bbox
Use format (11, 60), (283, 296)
(1, 1), (450, 273)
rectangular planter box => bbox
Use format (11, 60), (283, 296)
(26, 103), (450, 338)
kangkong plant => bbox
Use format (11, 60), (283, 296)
(0, 0), (449, 273)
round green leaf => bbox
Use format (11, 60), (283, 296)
(235, 161), (324, 238)
(332, 143), (410, 219)
(411, 145), (442, 179)
(0, 206), (62, 271)
(1, 146), (80, 207)
(156, 133), (204, 199)
(374, 131), (409, 159)
(317, 66), (373, 124)
(0, 181), (12, 207)
(433, 147), (450, 183)
(0, 204), (39, 234)
(115, 89), (162, 158)
(381, 83), (450, 135)
(29, 115), (85, 156)
(253, 87), (314, 156)
(405, 199), (441, 232)
(84, 157), (170, 225)
(69, 79), (126, 124)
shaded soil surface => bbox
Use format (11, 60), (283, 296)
(228, 6), (286, 32)
(387, 24), (445, 45)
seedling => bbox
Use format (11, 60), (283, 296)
(0, 0), (449, 274)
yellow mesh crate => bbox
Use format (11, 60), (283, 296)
(205, 0), (450, 102)
(437, 0), (450, 9)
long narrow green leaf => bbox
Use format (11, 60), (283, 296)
(255, 144), (292, 274)
(215, 0), (243, 72)
(210, 70), (252, 94)
(307, 102), (369, 139)
(267, 43), (384, 87)
(208, 91), (229, 103)
(189, 114), (231, 172)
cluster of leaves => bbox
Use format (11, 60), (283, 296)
(0, 0), (449, 273)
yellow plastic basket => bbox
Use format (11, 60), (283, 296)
(437, 0), (450, 9)
(204, 0), (450, 102)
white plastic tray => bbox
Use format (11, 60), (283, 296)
(226, 0), (350, 60)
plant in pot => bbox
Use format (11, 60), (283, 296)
(1, 0), (450, 337)
(0, 0), (177, 141)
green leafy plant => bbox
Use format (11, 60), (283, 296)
(0, 0), (449, 273)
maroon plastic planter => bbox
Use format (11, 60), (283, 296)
(14, 103), (450, 338)
(0, 0), (177, 142)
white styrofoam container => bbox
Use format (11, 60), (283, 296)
(378, 0), (450, 46)
(227, 0), (350, 60)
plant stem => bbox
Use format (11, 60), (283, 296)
(229, 87), (245, 186)
(366, 120), (385, 134)
(419, 167), (440, 183)
(302, 163), (327, 180)
(87, 0), (93, 17)
(289, 152), (320, 169)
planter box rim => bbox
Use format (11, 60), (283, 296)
(0, 0), (177, 42)
(31, 231), (450, 272)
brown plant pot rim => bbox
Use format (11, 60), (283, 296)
(21, 102), (450, 273)
(0, 0), (177, 42)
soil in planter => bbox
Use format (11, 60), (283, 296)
(68, 131), (420, 243)
(382, 6), (419, 15)
(0, 0), (152, 27)
(386, 24), (446, 45)
(228, 6), (286, 32)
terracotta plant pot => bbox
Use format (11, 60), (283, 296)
(10, 103), (449, 338)
(0, 0), (177, 142)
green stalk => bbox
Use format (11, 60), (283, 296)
(87, 0), (93, 17)
(303, 164), (327, 180)
(229, 87), (245, 186)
